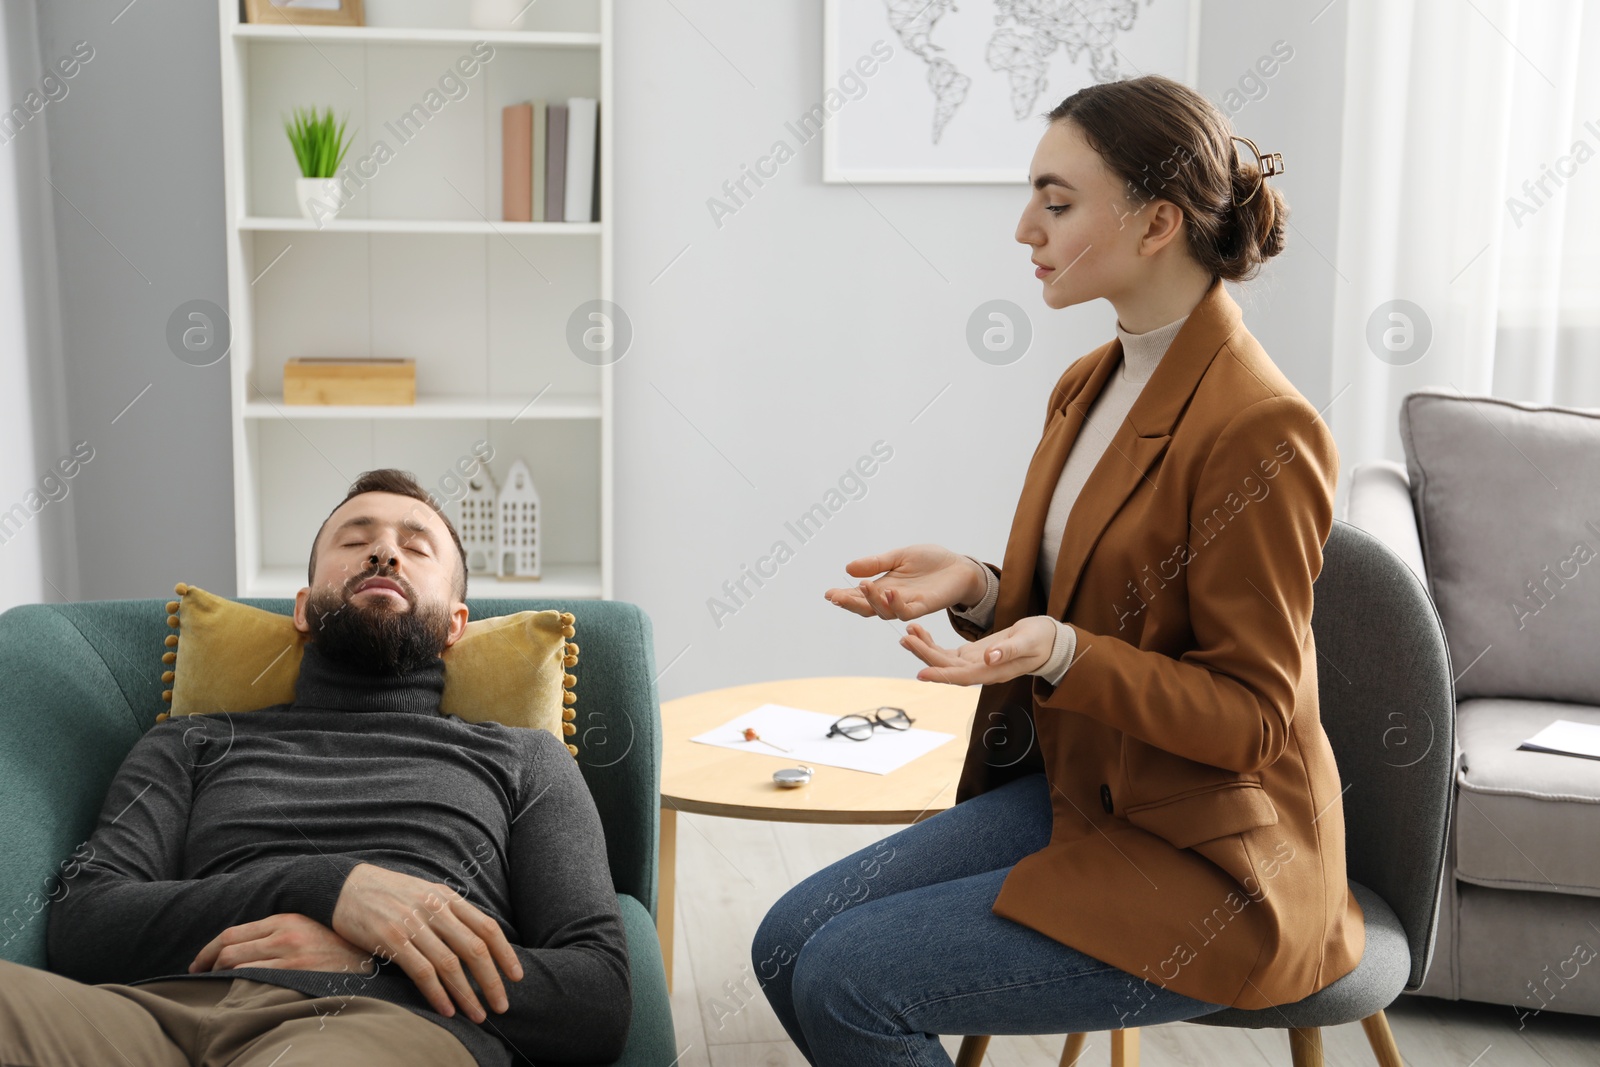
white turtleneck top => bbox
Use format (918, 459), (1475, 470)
(953, 311), (1191, 686)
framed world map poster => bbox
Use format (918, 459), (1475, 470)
(823, 0), (1202, 184)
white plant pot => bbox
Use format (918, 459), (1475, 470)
(295, 177), (344, 222)
(469, 0), (528, 30)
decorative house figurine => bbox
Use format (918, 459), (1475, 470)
(496, 458), (542, 579)
(454, 471), (499, 575)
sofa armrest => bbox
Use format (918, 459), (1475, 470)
(1346, 460), (1428, 588)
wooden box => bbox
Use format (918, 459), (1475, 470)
(244, 0), (364, 28)
(283, 358), (415, 406)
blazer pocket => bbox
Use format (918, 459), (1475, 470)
(1121, 780), (1279, 850)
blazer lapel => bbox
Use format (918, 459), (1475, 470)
(991, 339), (1119, 631)
(992, 277), (1246, 629)
(1046, 420), (1171, 622)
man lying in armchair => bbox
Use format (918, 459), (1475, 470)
(0, 469), (631, 1067)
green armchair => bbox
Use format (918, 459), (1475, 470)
(0, 595), (675, 1066)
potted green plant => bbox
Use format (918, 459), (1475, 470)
(284, 106), (355, 221)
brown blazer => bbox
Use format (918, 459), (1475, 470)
(946, 276), (1364, 1011)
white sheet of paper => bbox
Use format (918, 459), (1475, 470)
(1518, 719), (1600, 761)
(688, 703), (956, 775)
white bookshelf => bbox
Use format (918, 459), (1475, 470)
(217, 0), (613, 601)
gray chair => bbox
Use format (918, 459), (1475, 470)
(955, 517), (1457, 1067)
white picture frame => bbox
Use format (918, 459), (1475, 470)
(823, 0), (1203, 184)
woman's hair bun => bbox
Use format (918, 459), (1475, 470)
(1216, 152), (1288, 282)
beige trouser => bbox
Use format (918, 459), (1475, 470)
(0, 957), (476, 1066)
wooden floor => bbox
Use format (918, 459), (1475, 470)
(663, 813), (1600, 1066)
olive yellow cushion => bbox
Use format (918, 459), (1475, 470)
(155, 583), (580, 756)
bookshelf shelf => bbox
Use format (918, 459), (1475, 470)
(232, 25), (601, 49)
(250, 562), (603, 599)
(219, 0), (614, 601)
(244, 394), (602, 420)
(240, 216), (601, 235)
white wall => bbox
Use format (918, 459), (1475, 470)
(16, 0), (1349, 703)
(613, 1), (1350, 702)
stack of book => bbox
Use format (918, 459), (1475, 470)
(502, 98), (599, 222)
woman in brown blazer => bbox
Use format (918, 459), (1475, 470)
(753, 74), (1363, 1065)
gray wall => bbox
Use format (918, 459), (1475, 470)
(612, 1), (1349, 702)
(1, 0), (75, 608)
(25, 1), (1348, 704)
(33, 0), (235, 600)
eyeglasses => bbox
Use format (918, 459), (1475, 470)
(827, 706), (916, 741)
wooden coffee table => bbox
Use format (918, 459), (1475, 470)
(656, 676), (980, 990)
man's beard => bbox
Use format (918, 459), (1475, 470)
(303, 568), (452, 676)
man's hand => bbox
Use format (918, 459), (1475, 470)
(899, 616), (1059, 686)
(330, 861), (524, 1024)
(189, 913), (376, 975)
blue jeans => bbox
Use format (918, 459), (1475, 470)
(751, 772), (1231, 1066)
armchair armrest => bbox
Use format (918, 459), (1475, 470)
(1346, 460), (1428, 589)
(1346, 462), (1464, 784)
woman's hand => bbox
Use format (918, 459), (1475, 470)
(330, 861), (523, 1023)
(899, 617), (1059, 686)
(825, 544), (988, 621)
(189, 913), (377, 976)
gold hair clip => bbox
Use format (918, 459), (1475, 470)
(1229, 134), (1284, 206)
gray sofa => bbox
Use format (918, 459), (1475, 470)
(1345, 388), (1600, 1021)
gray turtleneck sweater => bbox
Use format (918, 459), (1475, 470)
(953, 312), (1190, 684)
(45, 641), (631, 1066)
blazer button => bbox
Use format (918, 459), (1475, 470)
(1100, 784), (1114, 813)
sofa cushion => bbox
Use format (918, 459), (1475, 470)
(1400, 390), (1600, 705)
(1454, 697), (1600, 896)
(1454, 881), (1600, 1017)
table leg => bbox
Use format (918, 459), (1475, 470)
(658, 803), (677, 994)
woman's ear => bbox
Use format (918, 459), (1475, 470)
(1138, 200), (1188, 257)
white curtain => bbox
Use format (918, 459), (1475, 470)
(0, 5), (44, 612)
(1328, 0), (1600, 503)
(0, 0), (73, 612)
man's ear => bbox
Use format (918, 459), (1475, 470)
(293, 587), (311, 634)
(443, 600), (469, 649)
